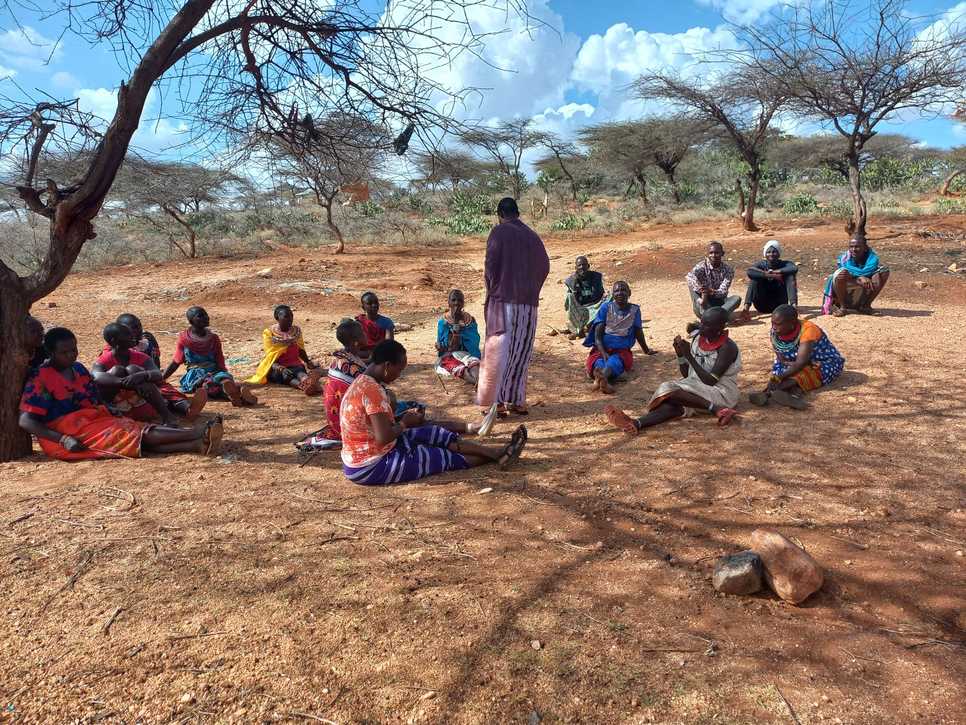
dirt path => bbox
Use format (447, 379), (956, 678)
(2, 216), (965, 723)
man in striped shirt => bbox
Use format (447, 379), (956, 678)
(686, 241), (741, 320)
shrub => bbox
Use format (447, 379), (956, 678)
(820, 200), (854, 219)
(551, 213), (592, 231)
(355, 200), (384, 218)
(933, 197), (966, 214)
(783, 192), (820, 215)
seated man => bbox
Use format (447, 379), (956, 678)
(584, 280), (655, 394)
(93, 322), (206, 425)
(686, 241), (741, 319)
(356, 291), (395, 356)
(247, 304), (322, 394)
(564, 256), (607, 338)
(736, 240), (798, 319)
(750, 304), (845, 409)
(822, 237), (890, 316)
(605, 307), (741, 433)
(435, 289), (481, 386)
(116, 313), (161, 367)
(21, 327), (223, 460)
(339, 340), (525, 485)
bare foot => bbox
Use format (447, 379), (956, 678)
(223, 380), (244, 407)
(595, 370), (614, 394)
(831, 306), (847, 317)
(716, 408), (739, 426)
(239, 384), (258, 405)
(202, 416), (224, 456)
(186, 387), (208, 421)
(604, 405), (639, 434)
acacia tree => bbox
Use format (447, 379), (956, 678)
(940, 146), (966, 196)
(413, 148), (485, 191)
(0, 0), (532, 460)
(636, 69), (786, 229)
(640, 117), (709, 203)
(270, 113), (388, 254)
(737, 0), (966, 238)
(537, 133), (582, 202)
(579, 122), (655, 201)
(460, 119), (543, 199)
(769, 133), (917, 182)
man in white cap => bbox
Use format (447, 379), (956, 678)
(735, 240), (798, 321)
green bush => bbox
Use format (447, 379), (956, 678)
(551, 213), (592, 231)
(820, 200), (853, 219)
(934, 197), (966, 214)
(783, 193), (820, 215)
(355, 200), (383, 218)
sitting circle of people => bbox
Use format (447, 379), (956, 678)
(20, 196), (886, 485)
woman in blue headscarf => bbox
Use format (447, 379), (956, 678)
(435, 289), (482, 386)
(822, 238), (890, 316)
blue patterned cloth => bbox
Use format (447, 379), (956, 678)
(343, 425), (468, 485)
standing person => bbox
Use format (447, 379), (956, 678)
(736, 240), (799, 320)
(564, 256), (607, 338)
(686, 241), (741, 320)
(822, 237), (890, 316)
(477, 197), (550, 417)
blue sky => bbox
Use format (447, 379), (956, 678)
(1, 0), (964, 161)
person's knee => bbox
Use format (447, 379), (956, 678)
(107, 365), (127, 377)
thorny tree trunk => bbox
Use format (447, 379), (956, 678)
(663, 167), (681, 204)
(846, 151), (867, 240)
(940, 169), (965, 196)
(0, 271), (33, 460)
(161, 204), (197, 258)
(634, 172), (648, 203)
(741, 170), (760, 232)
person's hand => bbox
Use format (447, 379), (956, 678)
(857, 276), (873, 290)
(434, 342), (443, 354)
(644, 347), (657, 355)
(122, 371), (148, 386)
(672, 335), (690, 357)
(61, 435), (86, 452)
(400, 408), (425, 429)
(700, 291), (711, 306)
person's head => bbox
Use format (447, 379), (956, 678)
(25, 315), (44, 350)
(44, 327), (78, 369)
(763, 240), (781, 266)
(698, 305), (729, 340)
(497, 197), (519, 220)
(116, 313), (143, 341)
(361, 291), (380, 318)
(336, 318), (365, 353)
(371, 339), (407, 382)
(447, 289), (465, 316)
(771, 304), (799, 337)
(575, 256), (590, 276)
(186, 306), (209, 329)
(611, 280), (631, 307)
(707, 241), (724, 267)
(273, 304), (294, 331)
(103, 322), (134, 351)
(848, 237), (868, 258)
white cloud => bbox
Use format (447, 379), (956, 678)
(76, 86), (189, 153)
(51, 71), (79, 89)
(0, 64), (15, 80)
(0, 26), (62, 70)
(694, 0), (783, 24)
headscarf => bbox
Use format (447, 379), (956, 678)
(763, 240), (781, 257)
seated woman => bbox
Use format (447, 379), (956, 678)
(356, 291), (395, 356)
(162, 306), (256, 406)
(435, 289), (481, 386)
(564, 256), (607, 338)
(25, 315), (46, 376)
(94, 322), (206, 425)
(736, 240), (798, 320)
(822, 237), (890, 316)
(246, 304), (322, 394)
(583, 280), (655, 394)
(20, 328), (223, 461)
(116, 313), (162, 367)
(340, 340), (526, 485)
(605, 307), (741, 433)
(750, 304), (845, 409)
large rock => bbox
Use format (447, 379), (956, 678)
(712, 550), (764, 595)
(750, 529), (824, 604)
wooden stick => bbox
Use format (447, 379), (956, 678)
(40, 550), (95, 611)
(285, 712), (339, 724)
(8, 512), (34, 526)
(167, 631), (228, 641)
(56, 518), (105, 530)
(774, 684), (802, 725)
(435, 374), (448, 393)
(102, 606), (123, 635)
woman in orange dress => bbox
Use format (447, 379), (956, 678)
(19, 328), (224, 461)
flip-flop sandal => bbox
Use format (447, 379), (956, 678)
(748, 391), (770, 407)
(477, 403), (499, 438)
(604, 405), (639, 435)
(769, 390), (808, 410)
(486, 405), (510, 419)
(831, 306), (847, 317)
(499, 425), (528, 470)
(186, 387), (208, 421)
(203, 416), (224, 456)
(716, 408), (739, 426)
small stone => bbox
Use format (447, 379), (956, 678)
(530, 639), (542, 650)
(256, 267), (273, 278)
(712, 550), (764, 595)
(529, 711), (542, 725)
(919, 267), (929, 272)
(750, 529), (824, 604)
(847, 396), (857, 404)
(47, 301), (57, 308)
(914, 281), (928, 289)
(949, 263), (960, 273)
(179, 692), (194, 704)
(956, 550), (964, 557)
(477, 487), (493, 495)
(615, 261), (623, 266)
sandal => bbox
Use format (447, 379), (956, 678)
(748, 391), (770, 407)
(477, 403), (499, 438)
(831, 306), (847, 317)
(769, 390), (808, 410)
(605, 405), (639, 435)
(202, 415), (224, 456)
(498, 425), (528, 470)
(716, 408), (739, 426)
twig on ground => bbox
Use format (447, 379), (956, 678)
(435, 374), (448, 393)
(320, 535), (360, 545)
(299, 451), (321, 468)
(8, 512), (34, 526)
(101, 606), (123, 635)
(918, 527), (966, 547)
(39, 549), (95, 611)
(167, 631), (228, 641)
(285, 712), (339, 724)
(56, 518), (105, 530)
(774, 684), (802, 725)
(827, 534), (869, 550)
(840, 648), (886, 665)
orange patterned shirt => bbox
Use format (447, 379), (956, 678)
(339, 374), (395, 468)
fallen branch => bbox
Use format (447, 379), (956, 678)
(774, 684), (802, 725)
(101, 606), (123, 635)
(285, 712), (339, 724)
(39, 550), (95, 611)
(8, 512), (34, 526)
(167, 631), (228, 641)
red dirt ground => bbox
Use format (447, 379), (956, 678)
(1, 214), (965, 724)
